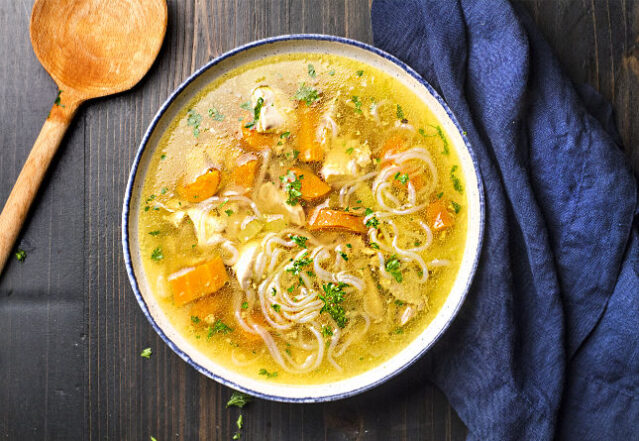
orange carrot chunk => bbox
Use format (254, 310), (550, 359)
(178, 168), (221, 202)
(297, 106), (324, 162)
(289, 167), (331, 201)
(378, 134), (406, 162)
(190, 295), (225, 323)
(241, 126), (273, 151)
(232, 159), (259, 189)
(307, 208), (367, 234)
(426, 200), (454, 231)
(169, 256), (229, 307)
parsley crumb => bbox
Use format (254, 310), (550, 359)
(307, 63), (316, 78)
(241, 302), (249, 309)
(208, 106), (225, 121)
(271, 304), (281, 312)
(352, 95), (362, 114)
(346, 147), (355, 155)
(227, 391), (252, 408)
(450, 165), (463, 193)
(396, 104), (404, 119)
(151, 247), (163, 261)
(15, 249), (26, 262)
(140, 347), (152, 359)
(451, 201), (461, 213)
(294, 83), (319, 106)
(244, 97), (264, 129)
(191, 316), (200, 324)
(258, 368), (278, 378)
(328, 69), (336, 76)
(160, 154), (166, 160)
(186, 109), (202, 137)
(339, 251), (349, 261)
(225, 209), (234, 217)
(356, 70), (364, 76)
(385, 255), (403, 283)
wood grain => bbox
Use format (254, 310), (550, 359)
(1, 1), (637, 440)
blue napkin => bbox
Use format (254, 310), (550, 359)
(371, 1), (639, 439)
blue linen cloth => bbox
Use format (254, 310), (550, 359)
(371, 1), (639, 439)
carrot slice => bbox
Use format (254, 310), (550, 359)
(190, 295), (226, 323)
(289, 167), (331, 201)
(178, 168), (221, 202)
(241, 126), (274, 151)
(232, 159), (259, 189)
(307, 208), (367, 234)
(297, 106), (324, 162)
(169, 256), (229, 306)
(426, 200), (454, 231)
(379, 134), (405, 162)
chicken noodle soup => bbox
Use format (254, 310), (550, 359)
(138, 53), (467, 383)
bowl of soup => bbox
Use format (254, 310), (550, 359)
(122, 35), (484, 402)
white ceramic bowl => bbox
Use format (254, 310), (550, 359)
(122, 35), (484, 402)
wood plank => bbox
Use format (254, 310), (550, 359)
(2, 0), (638, 440)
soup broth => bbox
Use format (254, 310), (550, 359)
(138, 53), (467, 384)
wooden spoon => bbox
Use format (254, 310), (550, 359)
(0, 0), (167, 273)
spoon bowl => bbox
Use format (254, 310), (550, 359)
(0, 0), (167, 273)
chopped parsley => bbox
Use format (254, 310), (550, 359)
(258, 368), (278, 378)
(328, 69), (336, 76)
(160, 154), (166, 160)
(346, 147), (354, 155)
(352, 95), (362, 114)
(394, 299), (405, 306)
(450, 165), (463, 193)
(140, 347), (152, 359)
(356, 70), (364, 76)
(151, 247), (163, 261)
(321, 325), (334, 337)
(393, 327), (404, 335)
(434, 125), (449, 154)
(289, 234), (308, 248)
(241, 302), (249, 309)
(294, 82), (319, 106)
(292, 149), (300, 159)
(396, 104), (404, 119)
(227, 391), (252, 408)
(15, 249), (26, 262)
(385, 255), (403, 283)
(319, 282), (349, 328)
(307, 63), (316, 78)
(394, 172), (409, 184)
(370, 242), (380, 250)
(54, 90), (64, 107)
(451, 201), (461, 213)
(240, 101), (252, 111)
(232, 433), (240, 440)
(346, 243), (352, 249)
(280, 131), (291, 138)
(339, 251), (349, 261)
(271, 304), (281, 313)
(244, 97), (264, 129)
(286, 253), (313, 277)
(365, 216), (379, 228)
(279, 170), (304, 206)
(437, 191), (444, 199)
(191, 316), (200, 324)
(237, 414), (243, 429)
(208, 106), (225, 121)
(208, 320), (232, 338)
(186, 109), (203, 137)
(225, 209), (234, 217)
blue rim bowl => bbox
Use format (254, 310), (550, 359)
(122, 34), (485, 403)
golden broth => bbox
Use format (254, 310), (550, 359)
(138, 53), (467, 384)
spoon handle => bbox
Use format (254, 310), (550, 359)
(0, 94), (80, 274)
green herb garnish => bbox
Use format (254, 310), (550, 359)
(241, 302), (249, 309)
(385, 255), (403, 283)
(227, 391), (252, 408)
(280, 131), (291, 138)
(208, 106), (225, 121)
(328, 69), (336, 76)
(208, 320), (232, 338)
(191, 316), (200, 324)
(294, 83), (319, 106)
(352, 95), (362, 114)
(286, 253), (313, 276)
(271, 304), (281, 313)
(151, 247), (163, 261)
(307, 63), (316, 78)
(258, 368), (278, 378)
(321, 325), (334, 337)
(346, 147), (354, 155)
(15, 249), (26, 262)
(187, 109), (202, 137)
(279, 170), (304, 206)
(451, 201), (461, 213)
(319, 282), (349, 328)
(289, 234), (308, 248)
(394, 172), (409, 184)
(140, 347), (152, 359)
(450, 165), (463, 193)
(339, 251), (349, 261)
(225, 209), (234, 217)
(244, 97), (264, 129)
(396, 104), (404, 119)
(356, 70), (364, 76)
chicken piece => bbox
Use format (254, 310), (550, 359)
(254, 182), (305, 226)
(320, 138), (372, 184)
(250, 86), (290, 133)
(186, 206), (228, 246)
(232, 241), (261, 290)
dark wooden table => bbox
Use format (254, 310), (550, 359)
(1, 1), (637, 440)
